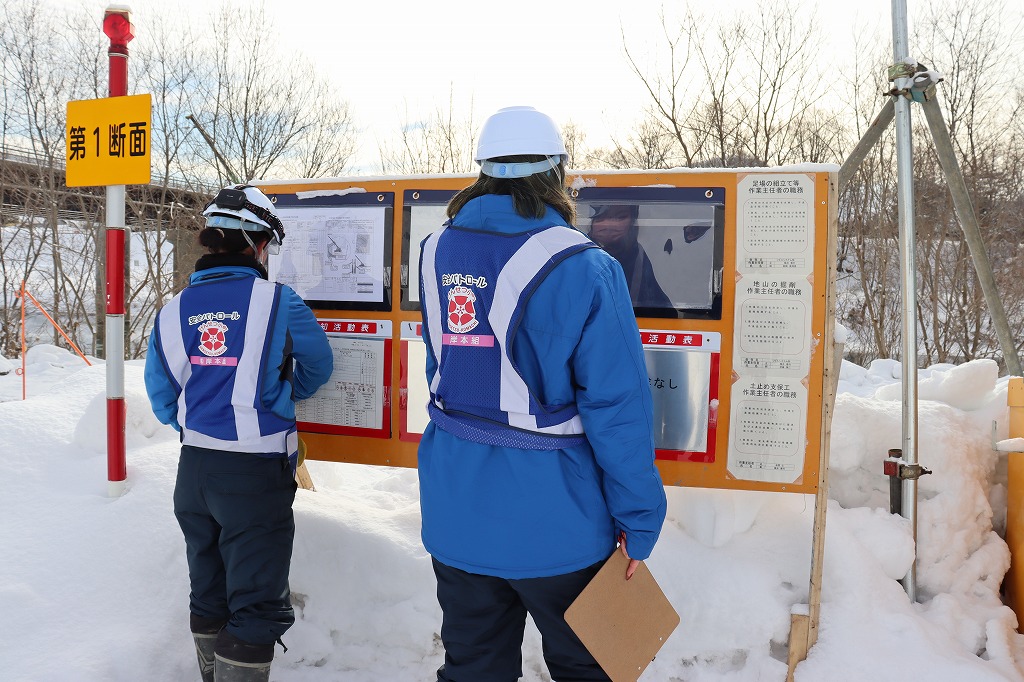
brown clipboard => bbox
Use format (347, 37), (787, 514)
(564, 550), (679, 682)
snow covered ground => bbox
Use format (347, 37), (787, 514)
(1, 344), (1022, 681)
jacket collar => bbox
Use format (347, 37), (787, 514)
(451, 194), (571, 235)
(193, 252), (268, 280)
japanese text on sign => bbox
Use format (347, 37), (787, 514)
(745, 179), (805, 194)
(68, 122), (147, 160)
(320, 321), (379, 335)
(729, 173), (816, 484)
(65, 94), (151, 187)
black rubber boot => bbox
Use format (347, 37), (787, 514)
(213, 630), (274, 682)
(190, 614), (225, 682)
(192, 634), (216, 682)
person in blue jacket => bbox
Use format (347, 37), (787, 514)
(418, 106), (668, 682)
(586, 203), (672, 310)
(144, 184), (333, 682)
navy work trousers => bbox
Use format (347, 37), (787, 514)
(173, 445), (297, 645)
(432, 557), (610, 682)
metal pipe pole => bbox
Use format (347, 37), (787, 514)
(838, 98), (895, 193)
(920, 96), (1023, 376)
(20, 281), (26, 401)
(891, 0), (919, 601)
(103, 6), (134, 498)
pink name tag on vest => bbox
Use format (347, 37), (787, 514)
(442, 334), (495, 347)
(190, 356), (239, 366)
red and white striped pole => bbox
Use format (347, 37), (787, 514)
(103, 6), (133, 497)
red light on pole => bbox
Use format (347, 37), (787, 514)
(102, 11), (134, 46)
(103, 8), (134, 98)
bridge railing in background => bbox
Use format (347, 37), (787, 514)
(0, 141), (218, 196)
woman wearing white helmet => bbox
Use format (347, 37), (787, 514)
(417, 107), (667, 681)
(144, 184), (333, 682)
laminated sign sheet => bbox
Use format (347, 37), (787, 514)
(405, 202), (449, 307)
(271, 205), (387, 304)
(728, 174), (816, 484)
(296, 320), (392, 438)
(642, 330), (721, 464)
(399, 322), (431, 440)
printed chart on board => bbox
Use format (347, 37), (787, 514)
(270, 205), (387, 304)
(727, 174), (816, 484)
(296, 320), (391, 433)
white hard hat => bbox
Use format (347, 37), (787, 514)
(202, 184), (285, 250)
(474, 106), (567, 165)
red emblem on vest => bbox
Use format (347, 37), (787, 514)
(197, 321), (229, 357)
(446, 285), (479, 334)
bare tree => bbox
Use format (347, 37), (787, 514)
(625, 6), (829, 168)
(377, 92), (477, 175)
(188, 3), (357, 183)
(286, 92), (358, 179)
(623, 8), (703, 166)
(134, 8), (209, 307)
(836, 0), (1024, 367)
(561, 121), (588, 170)
(0, 1), (105, 355)
(736, 6), (824, 166)
(689, 16), (747, 167)
(908, 0), (1024, 366)
(594, 115), (677, 170)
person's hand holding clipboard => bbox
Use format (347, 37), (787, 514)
(564, 535), (679, 682)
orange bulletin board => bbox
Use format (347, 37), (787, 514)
(256, 168), (837, 493)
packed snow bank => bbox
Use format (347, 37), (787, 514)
(0, 345), (1022, 681)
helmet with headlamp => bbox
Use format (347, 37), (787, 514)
(202, 185), (285, 255)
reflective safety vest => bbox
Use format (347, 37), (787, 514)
(153, 276), (298, 457)
(420, 223), (598, 449)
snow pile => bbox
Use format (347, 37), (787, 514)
(0, 343), (94, 402)
(998, 439), (1024, 453)
(0, 346), (1022, 681)
(810, 358), (1022, 680)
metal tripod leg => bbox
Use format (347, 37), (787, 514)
(919, 93), (1023, 376)
(838, 98), (895, 192)
(836, 92), (1023, 376)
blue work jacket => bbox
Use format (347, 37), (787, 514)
(144, 258), (333, 457)
(418, 194), (667, 578)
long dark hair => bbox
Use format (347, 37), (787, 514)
(447, 155), (576, 225)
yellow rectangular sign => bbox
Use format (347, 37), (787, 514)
(65, 94), (151, 187)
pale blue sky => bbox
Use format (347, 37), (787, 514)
(66, 0), (965, 171)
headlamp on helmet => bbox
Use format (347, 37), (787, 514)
(202, 184), (285, 254)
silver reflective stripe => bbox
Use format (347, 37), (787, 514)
(420, 226), (446, 398)
(508, 411), (585, 435)
(285, 429), (299, 459)
(491, 226), (592, 432)
(182, 429), (289, 453)
(231, 279), (275, 442)
(157, 296), (193, 427)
